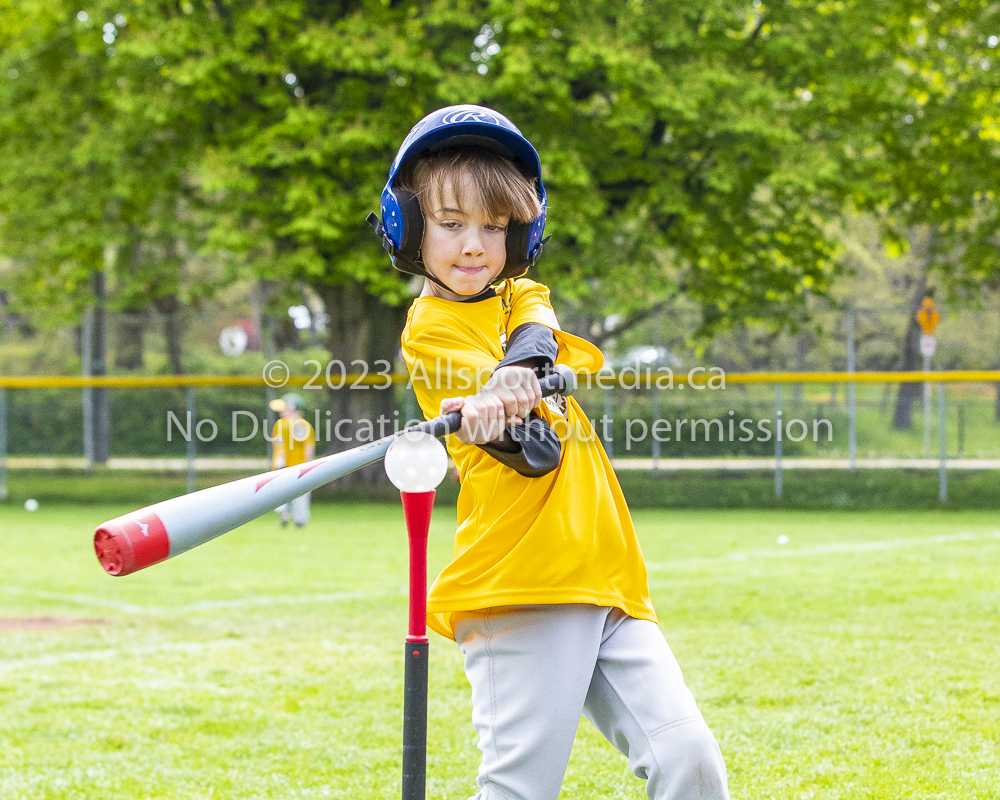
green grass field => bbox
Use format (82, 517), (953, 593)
(1, 503), (998, 799)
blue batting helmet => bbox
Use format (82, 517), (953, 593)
(367, 105), (548, 286)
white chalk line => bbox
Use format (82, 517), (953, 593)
(170, 590), (375, 612)
(0, 586), (388, 615)
(0, 638), (252, 674)
(647, 530), (1000, 572)
(0, 586), (147, 613)
(5, 531), (997, 621)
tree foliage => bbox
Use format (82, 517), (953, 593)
(1, 0), (998, 345)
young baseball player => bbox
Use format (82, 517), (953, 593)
(268, 392), (315, 527)
(370, 106), (729, 800)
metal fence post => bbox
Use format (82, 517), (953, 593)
(265, 386), (276, 463)
(604, 376), (614, 459)
(923, 352), (932, 458)
(846, 306), (857, 474)
(263, 313), (276, 463)
(938, 383), (947, 504)
(0, 388), (8, 501)
(82, 304), (94, 469)
(774, 383), (783, 500)
(957, 403), (965, 457)
(650, 374), (660, 474)
(405, 384), (415, 426)
(186, 387), (196, 494)
(651, 311), (661, 474)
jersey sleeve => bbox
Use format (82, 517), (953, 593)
(479, 413), (562, 477)
(496, 322), (559, 374)
(505, 279), (606, 374)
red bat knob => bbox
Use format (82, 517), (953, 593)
(93, 512), (170, 576)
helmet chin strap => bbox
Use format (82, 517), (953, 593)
(419, 254), (496, 301)
(425, 273), (495, 300)
(367, 212), (499, 301)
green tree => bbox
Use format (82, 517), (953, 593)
(3, 0), (999, 399)
(0, 1), (217, 376)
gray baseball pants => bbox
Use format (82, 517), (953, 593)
(276, 491), (311, 526)
(454, 604), (729, 800)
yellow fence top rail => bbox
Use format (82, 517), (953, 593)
(0, 374), (408, 389)
(1, 370), (1000, 389)
(723, 370), (1000, 385)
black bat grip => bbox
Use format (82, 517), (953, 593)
(410, 363), (577, 439)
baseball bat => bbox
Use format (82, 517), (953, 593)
(93, 364), (577, 577)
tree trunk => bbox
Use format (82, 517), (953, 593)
(113, 234), (147, 371)
(892, 317), (924, 429)
(153, 294), (184, 375)
(892, 227), (932, 430)
(793, 330), (807, 405)
(314, 281), (408, 486)
(113, 309), (146, 370)
(91, 270), (111, 463)
(248, 280), (275, 352)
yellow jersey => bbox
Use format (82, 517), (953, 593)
(271, 416), (315, 468)
(401, 278), (656, 640)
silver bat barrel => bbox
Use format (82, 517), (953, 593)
(94, 365), (575, 576)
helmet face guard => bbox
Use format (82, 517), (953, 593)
(367, 105), (549, 290)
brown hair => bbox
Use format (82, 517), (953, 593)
(398, 147), (541, 224)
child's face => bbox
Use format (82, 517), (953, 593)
(420, 175), (509, 300)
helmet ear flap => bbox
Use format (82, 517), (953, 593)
(395, 188), (425, 259)
(501, 219), (532, 279)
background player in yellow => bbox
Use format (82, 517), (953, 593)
(268, 392), (315, 528)
(371, 106), (729, 800)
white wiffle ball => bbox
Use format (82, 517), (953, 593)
(24, 499), (39, 512)
(384, 431), (448, 493)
